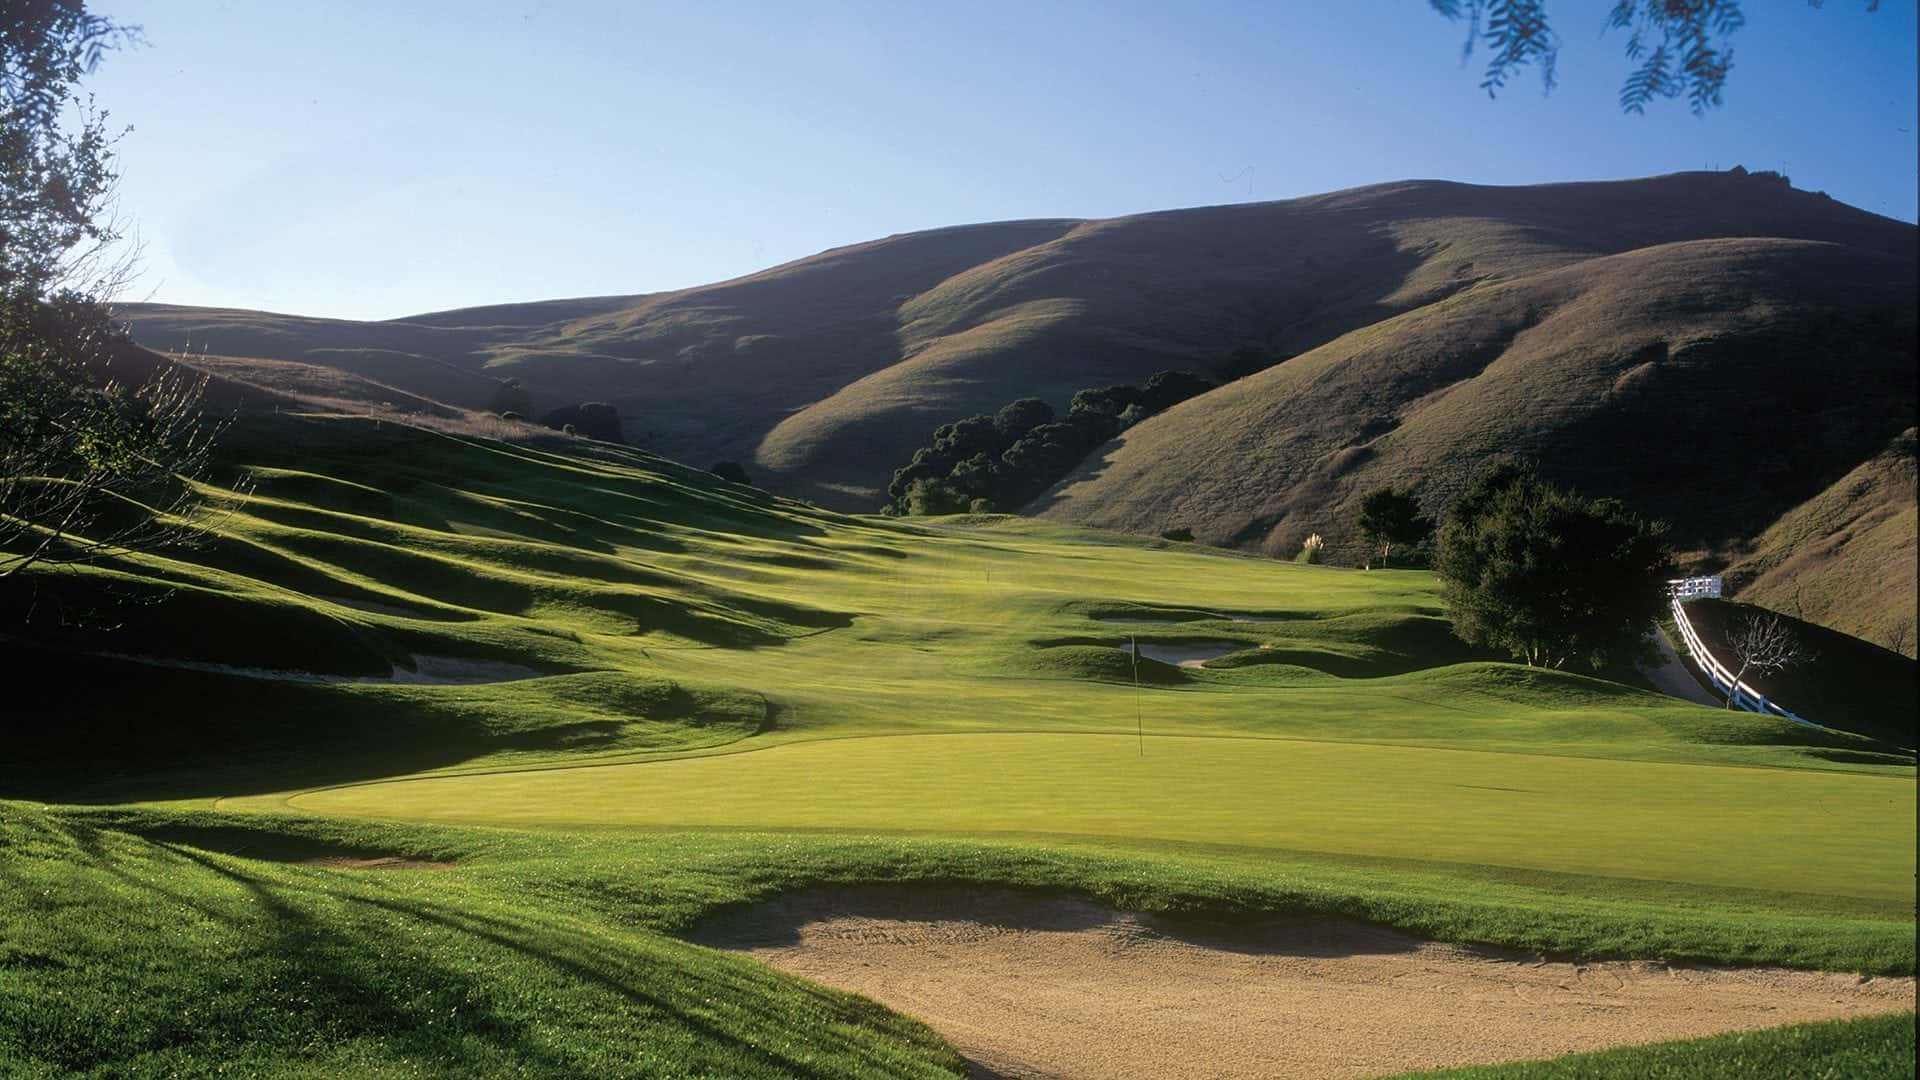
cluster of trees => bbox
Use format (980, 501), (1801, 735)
(1332, 470), (1674, 674)
(884, 370), (1214, 515)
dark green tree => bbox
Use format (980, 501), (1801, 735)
(993, 397), (1054, 442)
(1433, 466), (1672, 670)
(1356, 486), (1432, 568)
(903, 477), (969, 516)
(709, 460), (752, 486)
(1213, 345), (1285, 383)
(1429, 1), (1876, 114)
(1139, 370), (1213, 412)
(1068, 384), (1145, 419)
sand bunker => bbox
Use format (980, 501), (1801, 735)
(1119, 641), (1245, 667)
(696, 886), (1915, 1080)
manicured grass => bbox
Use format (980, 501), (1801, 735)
(3, 415), (1914, 1077)
(267, 730), (1915, 904)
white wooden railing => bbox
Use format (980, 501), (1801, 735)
(1669, 597), (1818, 727)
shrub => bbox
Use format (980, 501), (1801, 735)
(709, 461), (752, 486)
(1213, 346), (1287, 383)
(904, 477), (969, 516)
(968, 497), (997, 514)
(1296, 533), (1324, 564)
(540, 401), (624, 443)
(1140, 370), (1214, 411)
(1160, 527), (1194, 542)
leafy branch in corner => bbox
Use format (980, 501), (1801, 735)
(1429, 0), (1878, 114)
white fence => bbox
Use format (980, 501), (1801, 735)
(1668, 575), (1723, 599)
(1669, 598), (1816, 727)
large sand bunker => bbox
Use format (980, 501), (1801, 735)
(696, 886), (1915, 1079)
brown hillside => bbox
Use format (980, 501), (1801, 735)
(1034, 237), (1915, 564)
(1723, 429), (1918, 657)
(121, 171), (1911, 508)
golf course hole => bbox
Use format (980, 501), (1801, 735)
(1118, 640), (1246, 667)
(694, 885), (1916, 1080)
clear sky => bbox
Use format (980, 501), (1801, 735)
(88, 1), (1918, 321)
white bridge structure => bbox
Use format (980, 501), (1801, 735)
(1666, 587), (1815, 727)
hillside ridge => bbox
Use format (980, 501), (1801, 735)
(118, 171), (1917, 650)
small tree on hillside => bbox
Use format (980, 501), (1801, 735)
(1356, 486), (1432, 568)
(1723, 611), (1811, 709)
(709, 461), (751, 486)
(1434, 465), (1671, 670)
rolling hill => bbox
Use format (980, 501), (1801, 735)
(120, 170), (1917, 649)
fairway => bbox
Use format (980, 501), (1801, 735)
(278, 730), (1916, 902)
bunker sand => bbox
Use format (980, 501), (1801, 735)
(697, 886), (1916, 1079)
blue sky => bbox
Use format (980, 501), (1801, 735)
(90, 1), (1917, 321)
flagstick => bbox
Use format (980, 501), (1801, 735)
(1132, 634), (1143, 756)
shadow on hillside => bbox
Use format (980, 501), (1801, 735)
(0, 643), (766, 804)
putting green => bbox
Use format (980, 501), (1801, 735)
(278, 731), (1915, 902)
